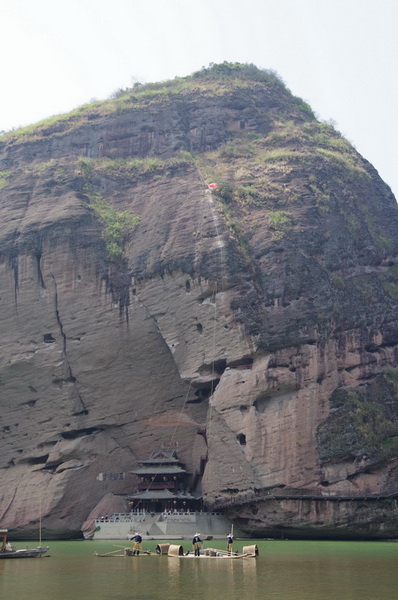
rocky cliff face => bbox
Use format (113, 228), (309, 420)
(1, 63), (398, 539)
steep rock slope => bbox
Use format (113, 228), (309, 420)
(1, 63), (398, 539)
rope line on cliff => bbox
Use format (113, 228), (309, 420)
(210, 281), (218, 398)
(193, 161), (229, 512)
(194, 162), (228, 287)
(193, 168), (256, 535)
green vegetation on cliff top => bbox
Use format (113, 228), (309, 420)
(0, 62), (313, 142)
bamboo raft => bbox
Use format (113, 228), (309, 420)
(94, 543), (258, 559)
(167, 544), (258, 559)
(94, 545), (154, 557)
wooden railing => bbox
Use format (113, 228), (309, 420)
(137, 482), (177, 490)
(209, 488), (398, 510)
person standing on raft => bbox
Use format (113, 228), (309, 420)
(130, 532), (142, 555)
(226, 533), (234, 554)
(192, 533), (202, 556)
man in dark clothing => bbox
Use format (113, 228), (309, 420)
(130, 532), (142, 555)
(192, 533), (202, 556)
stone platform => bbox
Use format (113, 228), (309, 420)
(89, 512), (244, 540)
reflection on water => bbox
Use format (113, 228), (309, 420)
(0, 541), (397, 600)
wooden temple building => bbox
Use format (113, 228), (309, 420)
(86, 446), (242, 539)
(127, 449), (203, 513)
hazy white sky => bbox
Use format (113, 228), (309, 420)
(1, 0), (397, 196)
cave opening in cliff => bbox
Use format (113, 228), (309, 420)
(61, 427), (102, 439)
(23, 455), (49, 465)
(194, 388), (211, 402)
(199, 359), (226, 379)
(213, 359), (227, 375)
(43, 333), (56, 343)
(189, 380), (220, 403)
(253, 395), (270, 413)
(237, 433), (246, 446)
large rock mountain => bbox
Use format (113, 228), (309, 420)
(1, 63), (398, 539)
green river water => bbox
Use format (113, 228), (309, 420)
(1, 539), (397, 600)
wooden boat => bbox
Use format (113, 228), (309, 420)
(94, 551), (156, 557)
(168, 544), (258, 559)
(0, 529), (49, 559)
(0, 547), (49, 559)
(94, 545), (154, 557)
(94, 543), (258, 560)
(172, 552), (254, 559)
